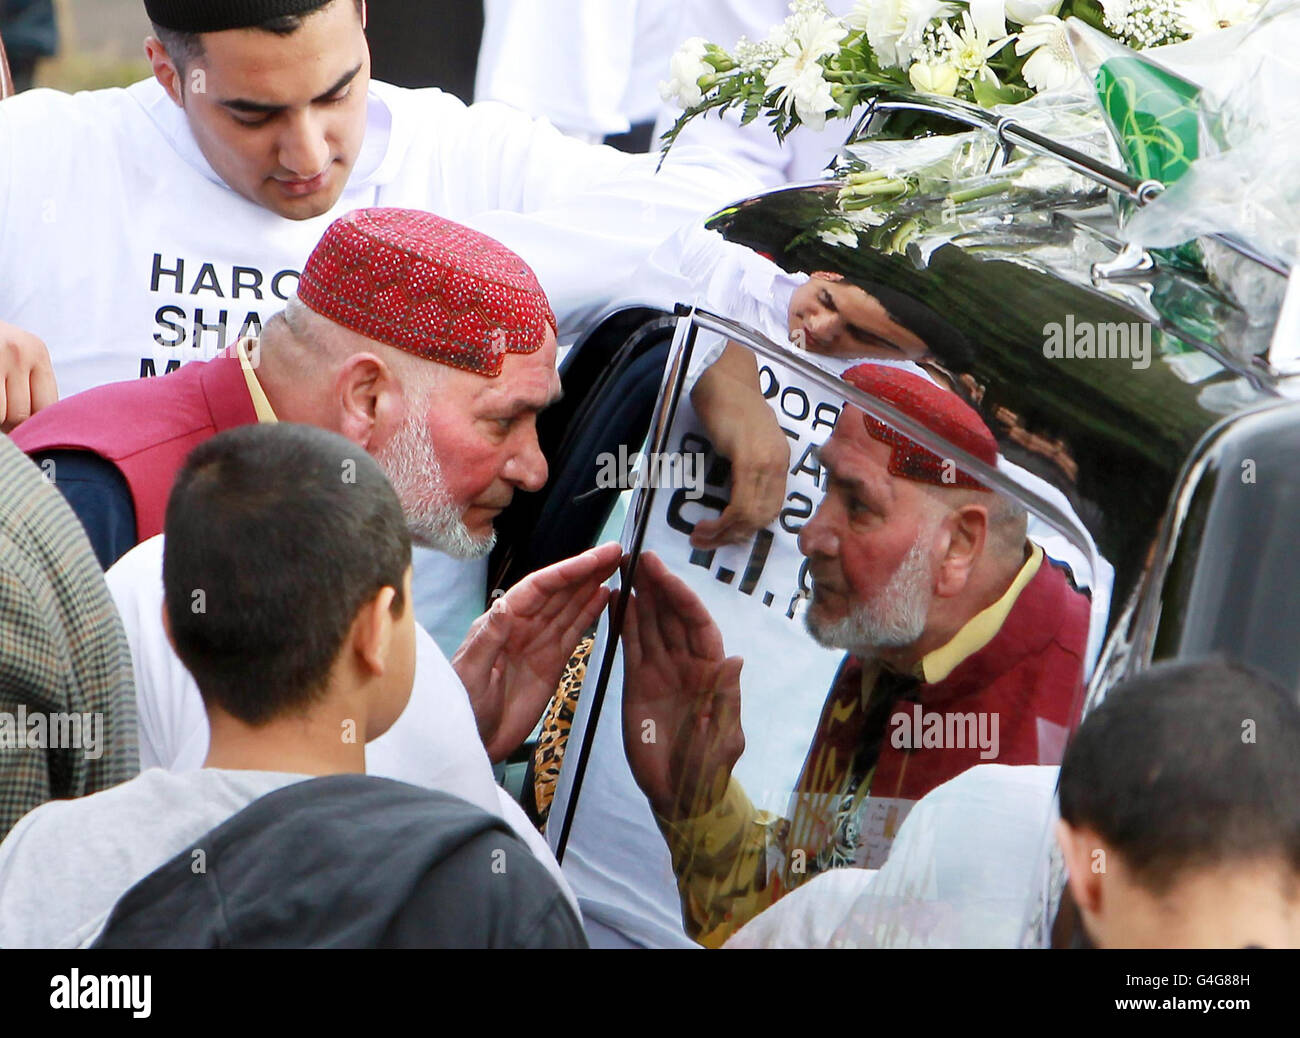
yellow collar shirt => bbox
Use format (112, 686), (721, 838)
(236, 338), (278, 424)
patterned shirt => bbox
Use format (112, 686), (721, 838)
(0, 433), (139, 840)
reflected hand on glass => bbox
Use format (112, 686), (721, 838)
(621, 551), (746, 821)
(689, 343), (790, 549)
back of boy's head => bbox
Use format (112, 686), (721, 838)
(163, 423), (411, 725)
(1059, 658), (1300, 894)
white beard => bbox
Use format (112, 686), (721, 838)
(375, 411), (496, 560)
(805, 533), (933, 658)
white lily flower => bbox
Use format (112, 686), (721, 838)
(767, 4), (847, 129)
(908, 59), (961, 95)
(968, 0), (1010, 40)
(785, 3), (850, 61)
(940, 10), (1014, 83)
(659, 36), (711, 109)
(852, 0), (956, 69)
(1005, 0), (1065, 24)
(770, 59), (839, 130)
(1176, 0), (1262, 35)
(1014, 15), (1080, 92)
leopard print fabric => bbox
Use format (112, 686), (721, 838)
(533, 633), (595, 830)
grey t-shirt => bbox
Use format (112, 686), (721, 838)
(0, 767), (309, 948)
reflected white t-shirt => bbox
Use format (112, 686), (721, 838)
(723, 764), (1062, 949)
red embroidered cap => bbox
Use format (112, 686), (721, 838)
(297, 208), (557, 378)
(842, 364), (996, 492)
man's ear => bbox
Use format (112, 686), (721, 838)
(334, 353), (397, 449)
(1057, 819), (1108, 939)
(933, 501), (987, 598)
(360, 0), (369, 30)
(145, 37), (185, 108)
(352, 585), (398, 678)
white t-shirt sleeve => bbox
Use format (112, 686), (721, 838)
(365, 626), (502, 817)
(0, 88), (125, 339)
(105, 536), (204, 771)
(392, 87), (765, 341)
(493, 787), (580, 917)
(636, 223), (809, 391)
(368, 629), (578, 886)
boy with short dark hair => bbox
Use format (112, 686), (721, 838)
(1057, 657), (1300, 948)
(0, 423), (585, 948)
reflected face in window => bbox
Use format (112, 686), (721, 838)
(788, 277), (930, 362)
(797, 411), (939, 651)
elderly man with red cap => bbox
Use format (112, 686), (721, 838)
(13, 208), (618, 895)
(621, 364), (1092, 947)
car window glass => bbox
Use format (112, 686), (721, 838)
(554, 311), (1099, 949)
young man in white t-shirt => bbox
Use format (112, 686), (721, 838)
(0, 422), (584, 948)
(0, 0), (754, 417)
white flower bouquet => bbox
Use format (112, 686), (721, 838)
(658, 0), (1264, 150)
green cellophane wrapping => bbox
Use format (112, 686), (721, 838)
(1096, 54), (1205, 272)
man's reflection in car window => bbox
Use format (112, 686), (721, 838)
(544, 296), (934, 948)
(788, 272), (931, 362)
(551, 236), (1110, 949)
(787, 272), (982, 384)
(621, 365), (1092, 946)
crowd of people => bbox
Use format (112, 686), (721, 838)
(1, 0), (1298, 951)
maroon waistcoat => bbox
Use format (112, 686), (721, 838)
(13, 353), (258, 543)
(792, 556), (1090, 838)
